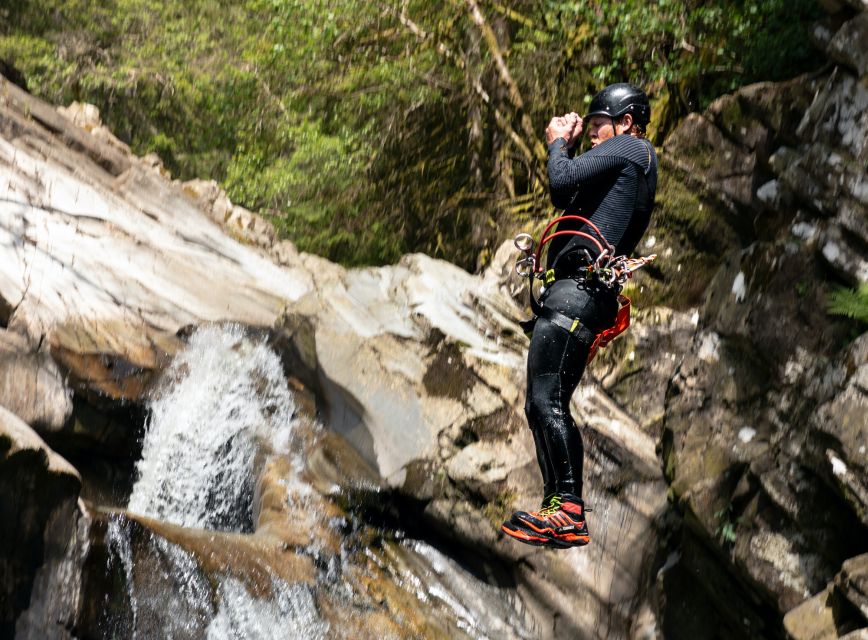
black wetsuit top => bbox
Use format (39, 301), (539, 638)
(522, 133), (658, 499)
(545, 134), (658, 274)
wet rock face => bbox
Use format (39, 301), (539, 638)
(75, 438), (542, 640)
(0, 406), (87, 640)
(269, 243), (674, 638)
(0, 73), (314, 457)
(0, 73), (313, 357)
(0, 328), (72, 432)
(810, 334), (868, 528)
(657, 3), (868, 634)
(274, 252), (528, 484)
(783, 553), (868, 640)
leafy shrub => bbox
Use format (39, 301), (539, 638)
(0, 0), (822, 267)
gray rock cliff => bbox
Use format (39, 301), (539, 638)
(0, 2), (865, 636)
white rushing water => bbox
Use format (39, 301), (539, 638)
(109, 324), (330, 639)
(395, 540), (536, 639)
(106, 515), (331, 640)
(128, 324), (300, 530)
(106, 516), (216, 637)
(111, 323), (527, 639)
(206, 577), (328, 640)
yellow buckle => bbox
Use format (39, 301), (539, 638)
(544, 269), (556, 285)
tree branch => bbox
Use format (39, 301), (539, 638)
(464, 0), (546, 163)
(388, 2), (547, 194)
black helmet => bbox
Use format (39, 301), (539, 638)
(585, 83), (650, 128)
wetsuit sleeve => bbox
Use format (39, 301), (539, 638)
(547, 139), (629, 209)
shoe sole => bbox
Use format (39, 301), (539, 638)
(501, 522), (588, 549)
(509, 516), (590, 547)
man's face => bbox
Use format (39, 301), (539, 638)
(587, 115), (615, 147)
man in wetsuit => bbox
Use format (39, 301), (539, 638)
(502, 83), (658, 548)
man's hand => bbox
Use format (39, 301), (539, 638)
(545, 112), (583, 147)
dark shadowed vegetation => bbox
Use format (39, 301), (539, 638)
(0, 0), (822, 268)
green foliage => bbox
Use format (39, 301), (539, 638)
(827, 284), (868, 324)
(0, 0), (822, 267)
(718, 520), (737, 544)
(517, 0), (823, 134)
(714, 504), (739, 545)
(483, 489), (517, 528)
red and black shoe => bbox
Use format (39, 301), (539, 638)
(501, 493), (590, 549)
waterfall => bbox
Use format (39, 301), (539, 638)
(107, 324), (328, 639)
(106, 516), (215, 638)
(206, 578), (327, 640)
(127, 324), (300, 530)
(104, 323), (531, 639)
(392, 540), (536, 639)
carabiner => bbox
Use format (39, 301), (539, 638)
(515, 255), (536, 278)
(514, 232), (534, 254)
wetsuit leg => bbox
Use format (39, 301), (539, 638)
(525, 380), (557, 497)
(524, 279), (617, 497)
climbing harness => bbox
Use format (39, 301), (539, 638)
(514, 214), (657, 363)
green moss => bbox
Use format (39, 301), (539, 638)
(714, 96), (748, 136)
(629, 170), (739, 309)
(656, 172), (731, 247)
(482, 489), (516, 528)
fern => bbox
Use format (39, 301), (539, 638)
(827, 284), (868, 324)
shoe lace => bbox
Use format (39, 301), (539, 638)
(539, 495), (563, 517)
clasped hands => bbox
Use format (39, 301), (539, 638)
(545, 112), (582, 147)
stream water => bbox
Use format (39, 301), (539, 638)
(127, 324), (299, 531)
(103, 324), (535, 639)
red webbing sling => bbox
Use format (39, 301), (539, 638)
(586, 295), (631, 364)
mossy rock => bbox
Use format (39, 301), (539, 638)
(634, 169), (740, 309)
